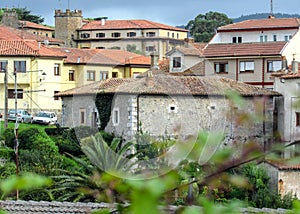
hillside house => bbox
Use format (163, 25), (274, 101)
(54, 9), (189, 59)
(200, 17), (300, 89)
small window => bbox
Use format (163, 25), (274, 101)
(240, 61), (254, 72)
(260, 35), (268, 42)
(146, 32), (155, 37)
(8, 89), (23, 99)
(80, 33), (90, 38)
(80, 109), (86, 125)
(87, 70), (95, 81)
(146, 46), (155, 52)
(96, 33), (105, 38)
(54, 91), (60, 100)
(273, 35), (277, 41)
(96, 46), (105, 49)
(0, 60), (7, 72)
(112, 72), (118, 78)
(100, 71), (108, 80)
(232, 36), (242, 43)
(14, 61), (26, 73)
(127, 32), (136, 37)
(173, 57), (181, 68)
(172, 33), (174, 38)
(284, 35), (292, 41)
(214, 62), (228, 73)
(69, 70), (75, 81)
(111, 32), (121, 38)
(267, 61), (282, 72)
(177, 33), (179, 39)
(113, 108), (119, 126)
(168, 104), (178, 113)
(54, 63), (60, 76)
(296, 112), (300, 126)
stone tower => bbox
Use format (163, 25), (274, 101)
(1, 9), (19, 28)
(54, 9), (83, 47)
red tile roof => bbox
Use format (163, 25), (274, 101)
(218, 18), (300, 32)
(80, 19), (188, 32)
(56, 75), (281, 97)
(203, 42), (287, 58)
(0, 40), (66, 57)
(19, 20), (54, 31)
(265, 160), (300, 170)
(0, 25), (62, 43)
(55, 48), (151, 66)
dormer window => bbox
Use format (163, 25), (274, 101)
(232, 36), (242, 43)
(173, 57), (181, 68)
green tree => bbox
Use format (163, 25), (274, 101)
(186, 11), (232, 42)
(0, 7), (44, 24)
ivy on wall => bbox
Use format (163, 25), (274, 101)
(95, 93), (114, 130)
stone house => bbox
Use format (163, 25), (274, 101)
(261, 160), (300, 198)
(54, 9), (189, 59)
(56, 73), (281, 153)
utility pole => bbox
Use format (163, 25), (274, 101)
(4, 65), (8, 128)
(14, 69), (19, 200)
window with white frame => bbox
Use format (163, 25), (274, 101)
(69, 70), (75, 81)
(214, 62), (228, 73)
(284, 35), (292, 41)
(127, 32), (136, 37)
(260, 35), (268, 42)
(267, 60), (282, 72)
(0, 60), (7, 72)
(54, 63), (60, 76)
(112, 108), (119, 126)
(80, 33), (90, 38)
(87, 70), (95, 81)
(8, 89), (23, 99)
(239, 61), (254, 72)
(232, 36), (242, 43)
(111, 32), (121, 38)
(146, 46), (155, 52)
(96, 33), (105, 38)
(146, 32), (155, 37)
(173, 57), (181, 68)
(14, 61), (26, 73)
(100, 71), (108, 80)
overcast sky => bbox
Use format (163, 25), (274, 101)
(1, 0), (300, 26)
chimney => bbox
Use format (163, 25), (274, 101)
(145, 70), (154, 87)
(77, 56), (81, 63)
(281, 56), (288, 70)
(292, 58), (298, 74)
(150, 52), (159, 70)
(99, 17), (107, 26)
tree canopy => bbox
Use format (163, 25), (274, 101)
(0, 7), (44, 24)
(186, 11), (232, 42)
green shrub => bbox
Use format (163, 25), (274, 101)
(0, 147), (14, 161)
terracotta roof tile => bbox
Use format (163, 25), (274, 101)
(171, 61), (205, 76)
(56, 75), (281, 97)
(218, 18), (300, 32)
(265, 160), (300, 170)
(0, 40), (66, 57)
(203, 42), (287, 58)
(80, 19), (188, 32)
(175, 47), (203, 56)
(19, 20), (54, 31)
(0, 25), (62, 44)
(55, 48), (150, 66)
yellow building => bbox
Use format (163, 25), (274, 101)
(0, 26), (151, 116)
(54, 10), (188, 59)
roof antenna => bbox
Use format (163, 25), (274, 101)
(268, 0), (275, 18)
